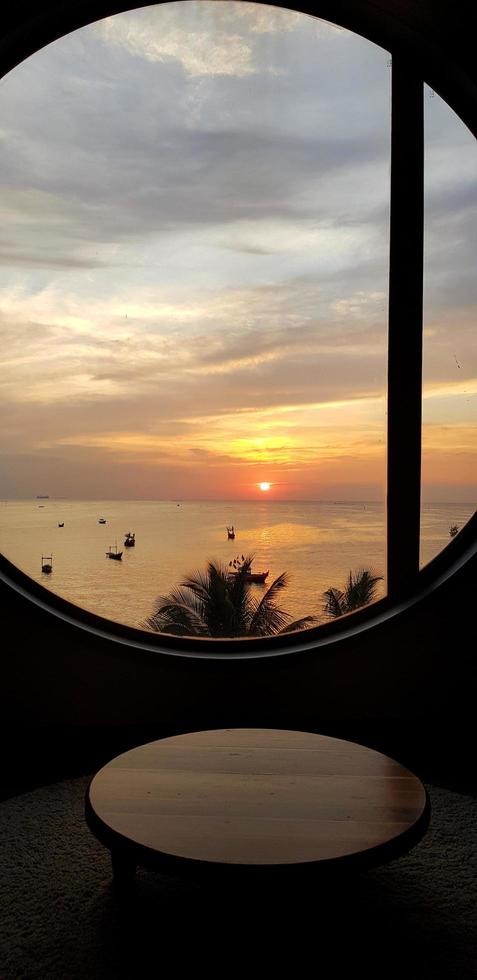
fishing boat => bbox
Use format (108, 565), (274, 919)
(228, 556), (268, 583)
(58, 522), (64, 528)
(244, 570), (269, 583)
(106, 544), (122, 561)
(41, 555), (53, 574)
(229, 567), (269, 584)
(98, 518), (107, 524)
(226, 525), (235, 540)
(124, 531), (135, 547)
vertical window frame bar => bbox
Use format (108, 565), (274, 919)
(387, 62), (424, 600)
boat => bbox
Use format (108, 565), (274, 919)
(41, 555), (53, 574)
(229, 567), (269, 583)
(58, 522), (64, 528)
(226, 525), (235, 540)
(228, 556), (269, 583)
(124, 531), (135, 547)
(243, 570), (269, 583)
(98, 518), (107, 524)
(106, 544), (122, 561)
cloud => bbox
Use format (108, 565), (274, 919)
(0, 276), (388, 414)
(0, 5), (475, 500)
(95, 2), (312, 78)
(331, 291), (387, 319)
(98, 13), (255, 78)
(0, 4), (390, 287)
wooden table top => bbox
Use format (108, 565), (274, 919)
(86, 728), (429, 871)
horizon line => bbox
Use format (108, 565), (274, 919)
(2, 497), (476, 506)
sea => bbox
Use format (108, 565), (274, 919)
(0, 500), (474, 630)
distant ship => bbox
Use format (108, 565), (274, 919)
(36, 495), (49, 499)
(106, 544), (122, 561)
(41, 554), (53, 574)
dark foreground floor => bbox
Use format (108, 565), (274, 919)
(0, 775), (475, 979)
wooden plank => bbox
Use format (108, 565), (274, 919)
(99, 814), (417, 864)
(91, 771), (425, 815)
(104, 752), (405, 778)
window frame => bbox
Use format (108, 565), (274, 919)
(0, 0), (476, 659)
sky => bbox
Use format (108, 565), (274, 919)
(0, 1), (475, 502)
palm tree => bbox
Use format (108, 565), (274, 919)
(144, 556), (316, 638)
(322, 568), (383, 619)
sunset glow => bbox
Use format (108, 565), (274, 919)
(0, 2), (475, 505)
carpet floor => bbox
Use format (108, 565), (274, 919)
(0, 776), (475, 979)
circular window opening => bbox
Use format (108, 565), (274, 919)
(0, 1), (475, 648)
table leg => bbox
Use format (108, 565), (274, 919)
(111, 850), (136, 894)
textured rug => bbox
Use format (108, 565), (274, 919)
(0, 777), (475, 979)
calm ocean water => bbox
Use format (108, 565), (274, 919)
(0, 500), (474, 629)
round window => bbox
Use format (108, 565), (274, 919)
(0, 1), (475, 651)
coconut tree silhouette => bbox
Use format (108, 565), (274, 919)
(322, 568), (383, 619)
(144, 555), (316, 638)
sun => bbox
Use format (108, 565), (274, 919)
(259, 482), (271, 492)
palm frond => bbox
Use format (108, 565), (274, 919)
(181, 568), (215, 603)
(202, 561), (248, 636)
(248, 572), (291, 636)
(343, 568), (383, 612)
(143, 595), (209, 636)
(279, 615), (318, 634)
(225, 555), (255, 634)
(323, 568), (383, 619)
(322, 587), (345, 618)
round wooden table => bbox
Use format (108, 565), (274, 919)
(85, 728), (429, 886)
